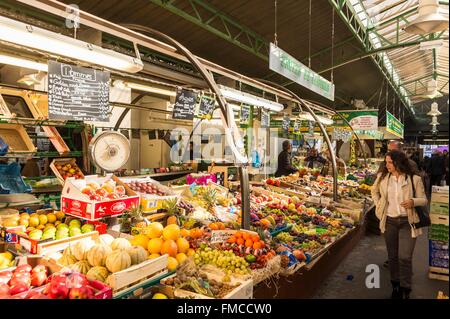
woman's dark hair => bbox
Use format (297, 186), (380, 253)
(380, 150), (414, 179)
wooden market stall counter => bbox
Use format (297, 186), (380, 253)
(253, 206), (372, 299)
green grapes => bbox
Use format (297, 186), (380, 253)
(193, 247), (251, 275)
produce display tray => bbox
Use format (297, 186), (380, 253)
(0, 162), (32, 194)
(0, 123), (36, 153)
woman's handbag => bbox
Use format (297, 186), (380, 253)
(409, 175), (431, 229)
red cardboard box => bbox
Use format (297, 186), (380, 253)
(61, 174), (139, 220)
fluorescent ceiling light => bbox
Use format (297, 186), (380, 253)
(121, 81), (176, 97)
(0, 53), (48, 72)
(298, 112), (334, 125)
(218, 85), (284, 112)
(0, 15), (143, 73)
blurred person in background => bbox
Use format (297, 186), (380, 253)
(429, 150), (446, 188)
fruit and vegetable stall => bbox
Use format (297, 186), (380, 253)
(0, 166), (375, 299)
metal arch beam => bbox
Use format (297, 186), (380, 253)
(327, 0), (413, 115)
(147, 0), (269, 61)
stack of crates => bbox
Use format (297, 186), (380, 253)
(428, 186), (449, 281)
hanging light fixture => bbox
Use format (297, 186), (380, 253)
(0, 53), (48, 72)
(297, 112), (334, 125)
(427, 101), (442, 116)
(430, 116), (440, 125)
(218, 85), (284, 112)
(404, 0), (449, 35)
(0, 15), (143, 73)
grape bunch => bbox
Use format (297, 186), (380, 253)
(275, 232), (293, 243)
(193, 247), (251, 275)
(179, 199), (194, 214)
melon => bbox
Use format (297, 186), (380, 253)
(58, 253), (77, 266)
(72, 239), (95, 261)
(105, 250), (131, 273)
(87, 244), (112, 267)
(98, 234), (115, 246)
(110, 238), (132, 251)
(86, 266), (109, 283)
(69, 260), (91, 274)
(127, 246), (148, 265)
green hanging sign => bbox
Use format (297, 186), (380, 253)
(386, 111), (404, 138)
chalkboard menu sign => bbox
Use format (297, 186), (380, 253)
(282, 115), (290, 131)
(240, 104), (251, 125)
(48, 61), (109, 121)
(196, 95), (215, 119)
(260, 109), (270, 128)
(172, 88), (198, 120)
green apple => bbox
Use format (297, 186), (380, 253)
(81, 224), (95, 233)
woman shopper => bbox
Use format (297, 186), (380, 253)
(371, 150), (428, 299)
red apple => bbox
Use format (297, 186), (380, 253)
(9, 283), (29, 295)
(32, 265), (47, 275)
(47, 275), (69, 299)
(95, 188), (108, 197)
(68, 286), (93, 299)
(0, 271), (13, 285)
(0, 283), (10, 297)
(30, 292), (49, 299)
(14, 264), (32, 274)
(31, 271), (47, 287)
(25, 289), (41, 299)
(66, 272), (88, 289)
(89, 194), (102, 201)
(10, 272), (31, 287)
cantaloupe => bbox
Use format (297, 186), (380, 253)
(127, 246), (148, 265)
(98, 234), (115, 246)
(105, 250), (131, 273)
(110, 238), (132, 251)
(86, 266), (109, 283)
(69, 260), (91, 274)
(87, 244), (112, 267)
(58, 253), (77, 266)
(72, 239), (95, 261)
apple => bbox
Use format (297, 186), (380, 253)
(89, 194), (102, 201)
(31, 271), (47, 287)
(68, 286), (94, 299)
(9, 283), (29, 295)
(10, 272), (31, 287)
(106, 193), (119, 200)
(95, 188), (108, 197)
(0, 283), (10, 297)
(14, 264), (32, 274)
(0, 271), (13, 285)
(47, 274), (69, 299)
(66, 272), (88, 289)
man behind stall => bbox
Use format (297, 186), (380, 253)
(275, 140), (297, 177)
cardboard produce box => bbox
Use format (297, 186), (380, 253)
(50, 158), (85, 185)
(61, 174), (139, 220)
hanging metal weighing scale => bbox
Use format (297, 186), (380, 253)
(88, 131), (130, 172)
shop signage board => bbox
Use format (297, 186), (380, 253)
(172, 88), (198, 120)
(260, 109), (270, 128)
(240, 104), (251, 125)
(48, 61), (110, 121)
(196, 95), (215, 119)
(386, 111), (404, 138)
(332, 110), (378, 130)
(269, 43), (335, 101)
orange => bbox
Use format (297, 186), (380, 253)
(245, 239), (253, 247)
(251, 235), (260, 242)
(180, 229), (190, 238)
(176, 237), (190, 254)
(227, 236), (236, 244)
(162, 224), (180, 241)
(259, 240), (265, 248)
(186, 248), (195, 257)
(242, 232), (250, 240)
(167, 257), (178, 271)
(236, 238), (244, 245)
(209, 223), (218, 230)
(145, 222), (164, 239)
(253, 242), (262, 250)
(161, 239), (178, 257)
(147, 238), (164, 254)
(176, 253), (187, 264)
(234, 231), (242, 238)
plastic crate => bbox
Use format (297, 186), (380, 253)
(429, 240), (449, 269)
(0, 162), (32, 194)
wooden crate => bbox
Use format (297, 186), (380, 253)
(431, 214), (449, 226)
(106, 254), (168, 297)
(18, 231), (99, 255)
(429, 266), (449, 282)
(0, 123), (36, 153)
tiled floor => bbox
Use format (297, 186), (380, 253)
(313, 231), (449, 299)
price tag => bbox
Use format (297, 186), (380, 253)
(210, 230), (236, 243)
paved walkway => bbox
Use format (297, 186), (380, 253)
(313, 230), (448, 299)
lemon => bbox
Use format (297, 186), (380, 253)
(152, 293), (168, 299)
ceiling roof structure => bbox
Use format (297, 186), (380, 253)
(0, 0), (448, 137)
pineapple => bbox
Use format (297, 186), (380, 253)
(162, 198), (180, 225)
(128, 204), (145, 228)
(202, 187), (217, 213)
